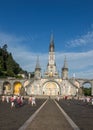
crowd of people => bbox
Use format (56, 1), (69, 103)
(1, 94), (93, 109)
(78, 96), (93, 105)
(56, 95), (93, 105)
(1, 95), (36, 109)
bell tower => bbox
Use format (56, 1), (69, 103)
(45, 34), (59, 78)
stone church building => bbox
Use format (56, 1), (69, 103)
(26, 34), (78, 96)
(1, 34), (89, 97)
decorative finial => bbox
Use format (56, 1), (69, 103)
(63, 55), (68, 69)
(35, 56), (41, 69)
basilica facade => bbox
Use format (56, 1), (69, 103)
(0, 35), (82, 96)
(26, 35), (78, 96)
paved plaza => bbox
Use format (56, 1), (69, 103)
(22, 99), (73, 130)
(0, 98), (46, 130)
(0, 97), (93, 130)
(57, 99), (93, 130)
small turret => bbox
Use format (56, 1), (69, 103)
(35, 56), (41, 79)
(62, 56), (68, 79)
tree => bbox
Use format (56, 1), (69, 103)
(0, 45), (26, 78)
(83, 87), (91, 96)
(2, 44), (8, 51)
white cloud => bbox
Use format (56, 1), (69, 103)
(14, 49), (93, 79)
(0, 32), (25, 45)
(55, 51), (93, 79)
(66, 31), (93, 47)
(0, 32), (93, 79)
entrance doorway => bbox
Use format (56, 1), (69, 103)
(43, 82), (60, 95)
(3, 81), (11, 95)
(13, 82), (22, 95)
(82, 82), (92, 96)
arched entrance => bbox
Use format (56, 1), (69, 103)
(13, 82), (22, 95)
(3, 81), (11, 95)
(43, 81), (60, 95)
(82, 82), (92, 96)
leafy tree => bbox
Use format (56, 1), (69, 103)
(2, 44), (8, 51)
(0, 44), (27, 78)
(83, 87), (91, 96)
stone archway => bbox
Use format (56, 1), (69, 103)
(3, 81), (11, 95)
(76, 79), (93, 96)
(13, 82), (22, 95)
(43, 81), (60, 96)
(82, 82), (92, 96)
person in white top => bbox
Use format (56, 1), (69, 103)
(31, 96), (36, 106)
(6, 96), (9, 103)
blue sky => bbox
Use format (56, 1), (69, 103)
(0, 0), (93, 79)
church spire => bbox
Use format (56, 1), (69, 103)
(35, 56), (41, 69)
(62, 56), (69, 79)
(49, 33), (54, 52)
(63, 56), (68, 69)
(35, 56), (41, 79)
(44, 34), (59, 78)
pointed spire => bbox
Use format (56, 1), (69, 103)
(62, 56), (69, 79)
(49, 33), (54, 52)
(35, 56), (41, 69)
(63, 56), (68, 69)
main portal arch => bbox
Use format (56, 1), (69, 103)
(43, 81), (60, 95)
